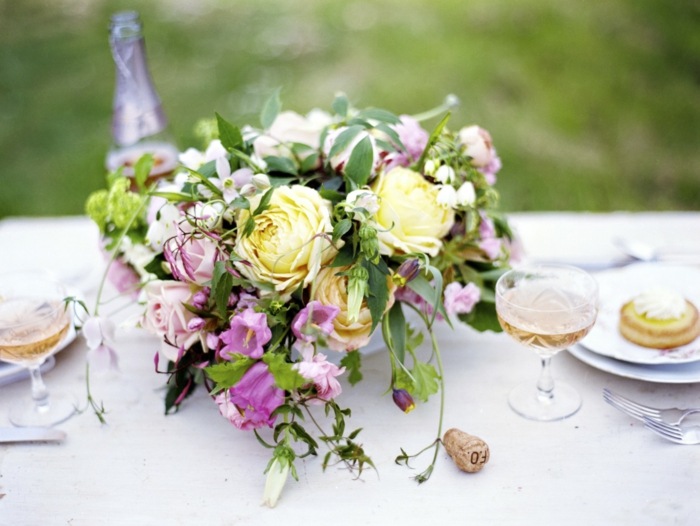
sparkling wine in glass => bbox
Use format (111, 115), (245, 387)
(0, 271), (77, 427)
(495, 265), (598, 421)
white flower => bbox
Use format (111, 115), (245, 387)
(345, 189), (380, 219)
(204, 139), (227, 162)
(178, 148), (205, 170)
(262, 457), (290, 508)
(423, 159), (437, 176)
(190, 202), (226, 230)
(436, 185), (458, 209)
(456, 181), (476, 206)
(214, 157), (241, 204)
(434, 164), (456, 184)
(146, 203), (181, 250)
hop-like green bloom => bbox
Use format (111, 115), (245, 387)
(194, 117), (219, 145)
(107, 177), (142, 229)
(85, 190), (109, 232)
(358, 224), (380, 263)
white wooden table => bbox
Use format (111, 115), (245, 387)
(1, 213), (699, 526)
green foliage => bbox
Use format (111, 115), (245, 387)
(262, 352), (306, 391)
(340, 350), (363, 385)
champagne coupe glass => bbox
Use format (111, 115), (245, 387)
(0, 271), (76, 427)
(495, 265), (598, 421)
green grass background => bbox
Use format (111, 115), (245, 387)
(1, 0), (698, 218)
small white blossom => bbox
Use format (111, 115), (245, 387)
(204, 139), (227, 162)
(436, 185), (458, 209)
(423, 159), (437, 176)
(146, 203), (180, 249)
(456, 181), (476, 206)
(434, 164), (456, 184)
(178, 148), (205, 170)
(345, 189), (380, 220)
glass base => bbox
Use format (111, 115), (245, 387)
(508, 380), (581, 421)
(9, 393), (77, 427)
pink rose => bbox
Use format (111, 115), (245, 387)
(142, 280), (199, 358)
(165, 232), (222, 285)
(457, 125), (502, 184)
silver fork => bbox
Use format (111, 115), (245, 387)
(602, 388), (700, 425)
(642, 416), (700, 445)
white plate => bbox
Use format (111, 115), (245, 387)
(580, 263), (700, 364)
(568, 344), (700, 384)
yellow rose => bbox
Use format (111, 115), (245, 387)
(234, 185), (337, 299)
(312, 266), (396, 352)
(371, 167), (454, 257)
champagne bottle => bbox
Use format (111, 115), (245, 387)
(106, 11), (178, 183)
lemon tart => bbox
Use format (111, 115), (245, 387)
(619, 288), (700, 349)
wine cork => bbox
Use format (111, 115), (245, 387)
(443, 428), (490, 473)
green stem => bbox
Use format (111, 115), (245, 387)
(423, 328), (446, 479)
(92, 189), (152, 315)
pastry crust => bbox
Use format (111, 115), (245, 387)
(619, 299), (700, 349)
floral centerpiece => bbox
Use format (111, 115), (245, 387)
(84, 91), (513, 506)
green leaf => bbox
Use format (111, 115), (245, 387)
(260, 88), (282, 129)
(253, 187), (275, 215)
(375, 122), (403, 148)
(333, 218), (352, 243)
(216, 112), (243, 151)
(331, 93), (349, 117)
(264, 155), (298, 175)
(459, 300), (503, 332)
(356, 108), (401, 124)
(386, 302), (407, 365)
(363, 259), (389, 332)
(143, 255), (169, 280)
(211, 261), (234, 319)
(417, 111), (451, 169)
(340, 350), (363, 385)
(299, 152), (320, 173)
(410, 361), (439, 403)
(328, 125), (364, 160)
(344, 135), (374, 190)
(134, 153), (154, 190)
(262, 352), (306, 391)
(407, 267), (449, 327)
(205, 358), (255, 389)
(330, 243), (355, 268)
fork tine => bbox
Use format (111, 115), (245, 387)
(643, 417), (684, 440)
(603, 389), (661, 419)
(603, 390), (653, 421)
(603, 394), (645, 421)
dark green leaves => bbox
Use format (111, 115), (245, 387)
(205, 357), (255, 391)
(344, 135), (374, 190)
(216, 112), (243, 151)
(363, 258), (390, 332)
(340, 350), (363, 385)
(211, 261), (234, 319)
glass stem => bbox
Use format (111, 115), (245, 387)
(536, 356), (555, 404)
(29, 364), (51, 414)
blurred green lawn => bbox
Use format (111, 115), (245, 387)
(1, 0), (698, 218)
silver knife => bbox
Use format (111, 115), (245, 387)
(0, 427), (66, 444)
